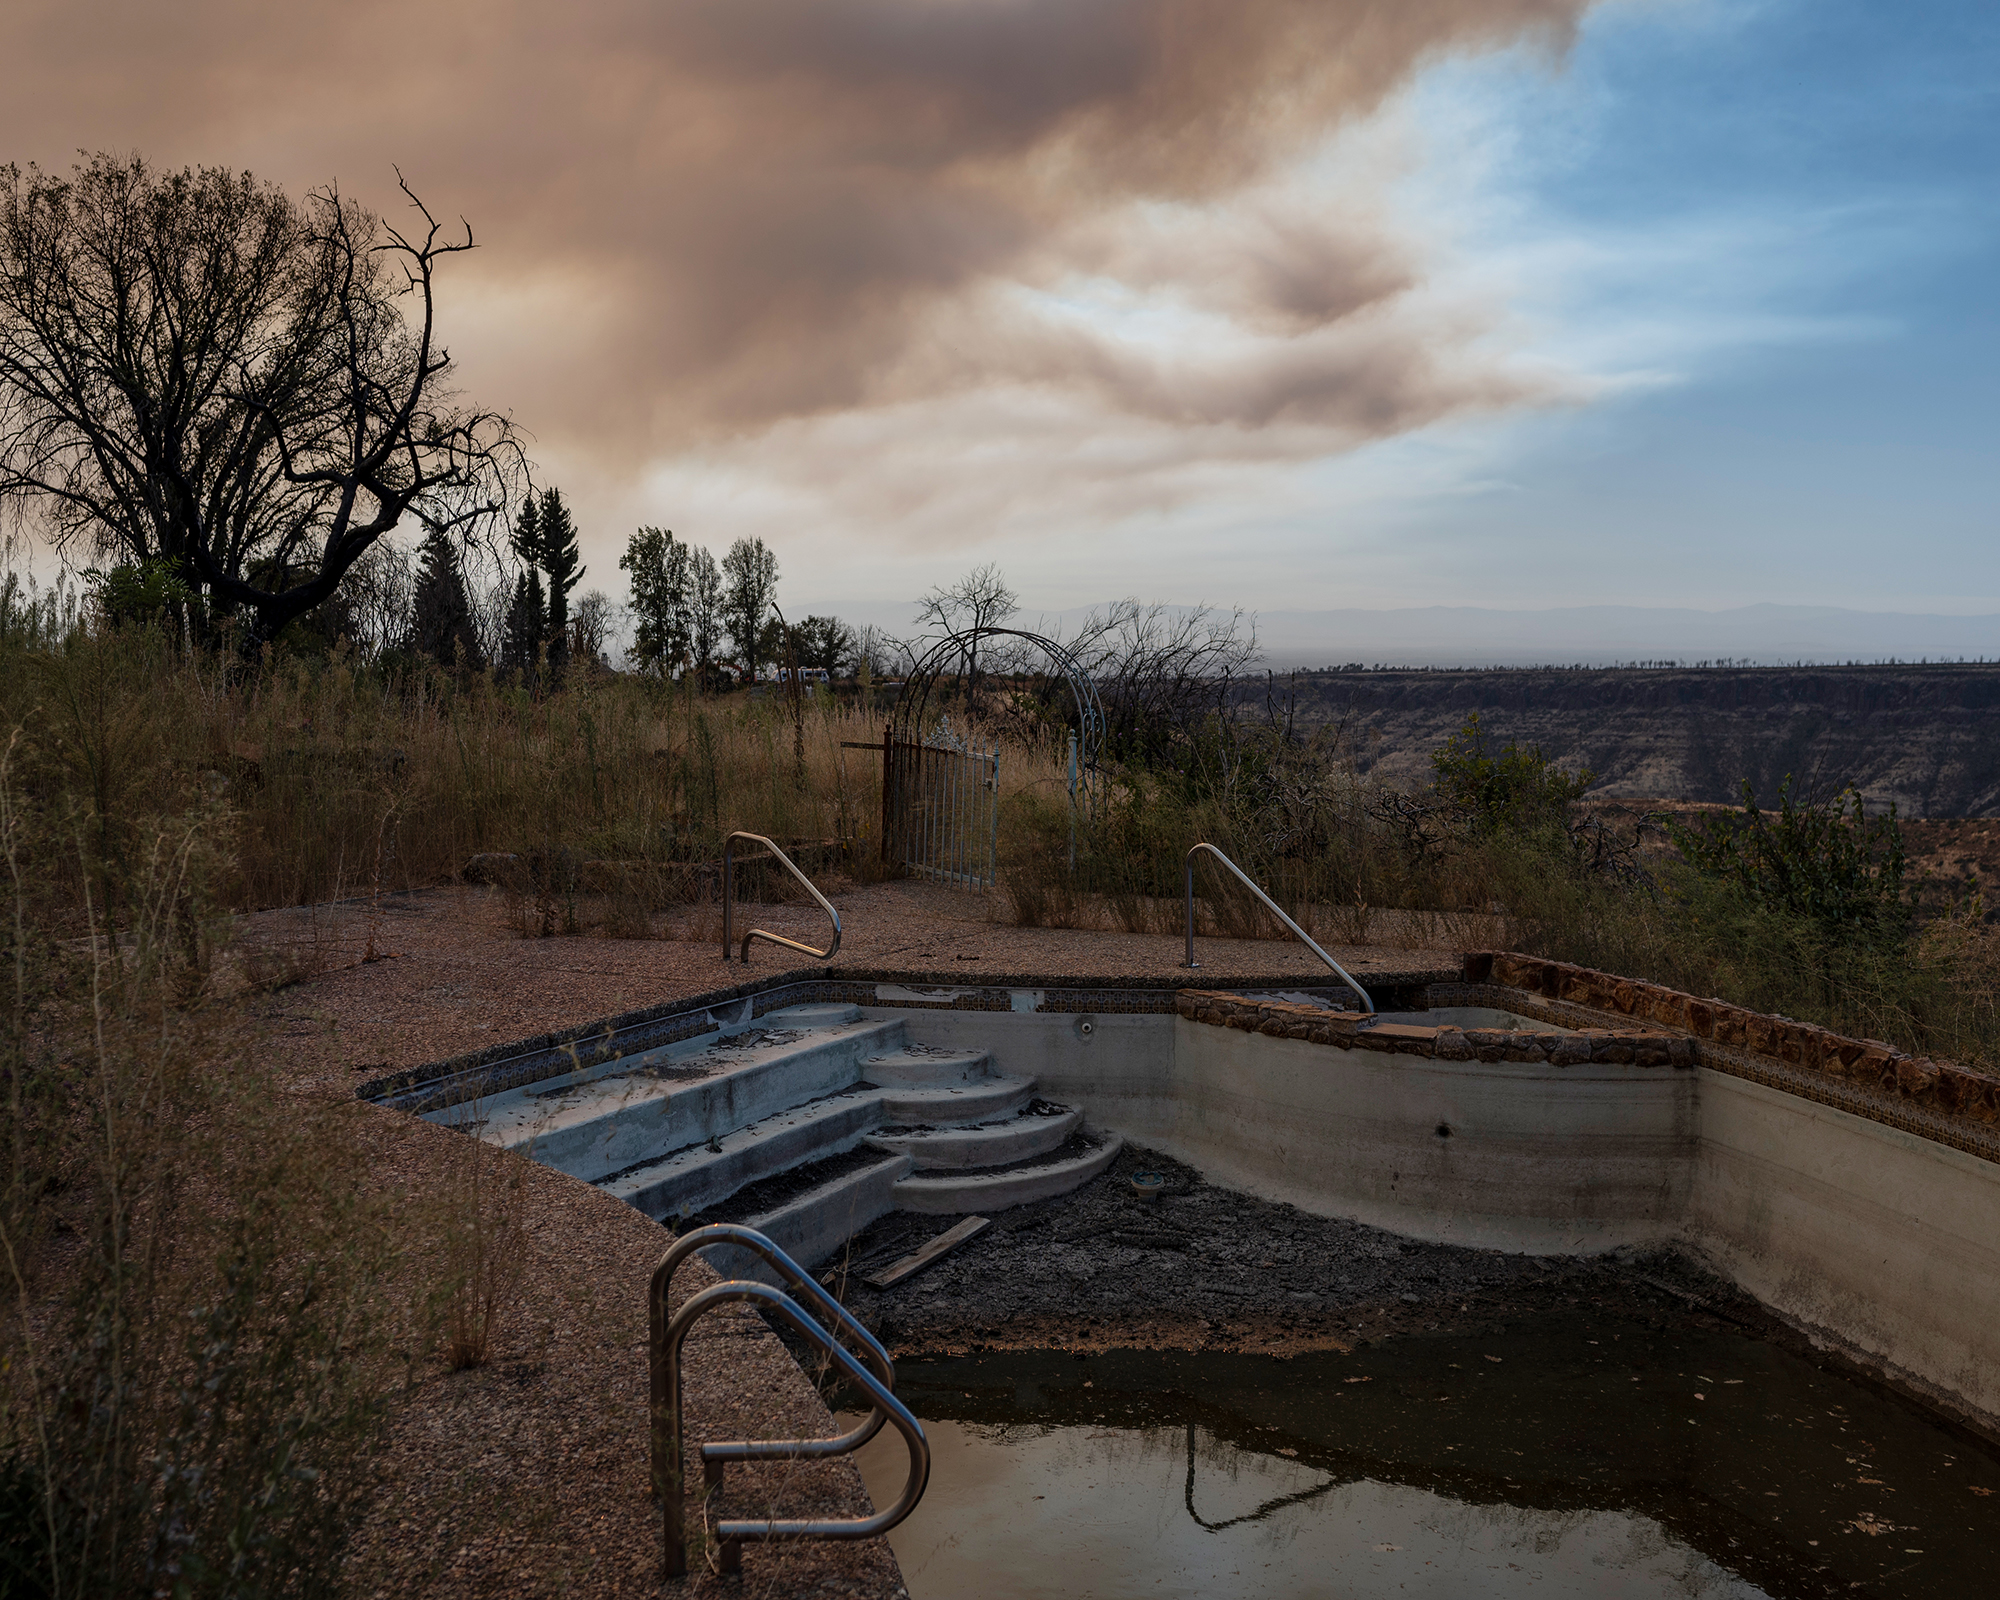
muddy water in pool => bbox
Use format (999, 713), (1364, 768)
(837, 1312), (2000, 1599)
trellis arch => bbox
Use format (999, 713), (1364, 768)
(890, 627), (1105, 803)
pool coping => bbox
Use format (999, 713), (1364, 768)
(354, 963), (1453, 1115)
(357, 948), (2000, 1167)
(1465, 950), (2000, 1165)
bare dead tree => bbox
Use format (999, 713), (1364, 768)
(852, 623), (916, 681)
(1060, 599), (1260, 764)
(318, 536), (415, 658)
(914, 562), (1017, 686)
(0, 153), (522, 646)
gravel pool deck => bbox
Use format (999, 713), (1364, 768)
(253, 879), (1463, 1599)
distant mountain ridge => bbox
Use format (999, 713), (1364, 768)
(1249, 605), (2000, 670)
(829, 599), (2000, 670)
(1244, 664), (2000, 818)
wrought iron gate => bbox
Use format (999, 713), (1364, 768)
(881, 727), (1000, 888)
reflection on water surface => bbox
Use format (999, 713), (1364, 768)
(838, 1313), (2000, 1599)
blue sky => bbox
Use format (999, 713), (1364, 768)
(716, 0), (2000, 630)
(1313, 0), (2000, 613)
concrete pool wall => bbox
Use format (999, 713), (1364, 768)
(873, 971), (2000, 1429)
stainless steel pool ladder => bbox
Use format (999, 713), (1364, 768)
(722, 831), (843, 964)
(650, 1223), (930, 1577)
(1182, 842), (1375, 1013)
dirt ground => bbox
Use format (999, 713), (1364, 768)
(828, 1141), (1771, 1365)
(247, 878), (1452, 1090)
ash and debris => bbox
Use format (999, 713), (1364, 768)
(827, 1143), (1763, 1359)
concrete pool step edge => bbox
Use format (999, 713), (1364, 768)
(505, 1015), (911, 1183)
(874, 1074), (1039, 1125)
(701, 1151), (916, 1276)
(893, 1130), (1125, 1215)
(464, 1000), (877, 1127)
(860, 1045), (1000, 1088)
(595, 1088), (886, 1221)
(865, 1104), (1083, 1171)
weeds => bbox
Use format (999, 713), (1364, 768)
(0, 750), (409, 1598)
(437, 1124), (532, 1372)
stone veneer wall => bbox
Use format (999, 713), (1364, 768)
(1175, 990), (1694, 1068)
(1462, 949), (2000, 1160)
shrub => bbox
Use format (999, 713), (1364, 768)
(1429, 712), (1594, 836)
(1665, 778), (1909, 948)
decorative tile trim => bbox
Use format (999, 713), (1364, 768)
(1463, 950), (2000, 1164)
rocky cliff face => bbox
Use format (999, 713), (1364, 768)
(1242, 666), (2000, 817)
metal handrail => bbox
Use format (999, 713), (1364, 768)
(1182, 842), (1375, 1013)
(722, 831), (842, 964)
(651, 1230), (929, 1576)
(651, 1224), (897, 1465)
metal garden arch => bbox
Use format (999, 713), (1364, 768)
(880, 628), (1106, 883)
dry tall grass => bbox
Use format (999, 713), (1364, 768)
(0, 605), (913, 926)
(0, 743), (416, 1598)
(437, 1122), (533, 1371)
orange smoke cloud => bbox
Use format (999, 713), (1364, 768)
(0, 0), (1592, 503)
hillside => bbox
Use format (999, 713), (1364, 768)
(1240, 665), (2000, 818)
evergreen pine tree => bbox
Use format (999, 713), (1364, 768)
(410, 528), (483, 669)
(537, 487), (583, 672)
(501, 568), (547, 675)
(503, 494), (549, 673)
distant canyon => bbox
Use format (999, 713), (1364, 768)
(1238, 665), (2000, 819)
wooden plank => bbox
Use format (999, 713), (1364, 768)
(861, 1216), (990, 1289)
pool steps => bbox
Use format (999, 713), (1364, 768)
(433, 1000), (1114, 1264)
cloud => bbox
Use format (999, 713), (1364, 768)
(0, 0), (1597, 551)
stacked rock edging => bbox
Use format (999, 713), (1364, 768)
(1464, 950), (2000, 1130)
(1172, 990), (1693, 1069)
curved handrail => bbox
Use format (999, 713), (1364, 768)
(723, 831), (842, 964)
(654, 1278), (930, 1576)
(1182, 842), (1375, 1013)
(650, 1224), (896, 1465)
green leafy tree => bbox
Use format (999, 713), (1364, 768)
(1667, 778), (1910, 947)
(798, 616), (855, 675)
(760, 614), (854, 676)
(1430, 713), (1593, 834)
(85, 558), (192, 632)
(622, 526), (688, 675)
(721, 537), (778, 683)
(688, 545), (723, 677)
